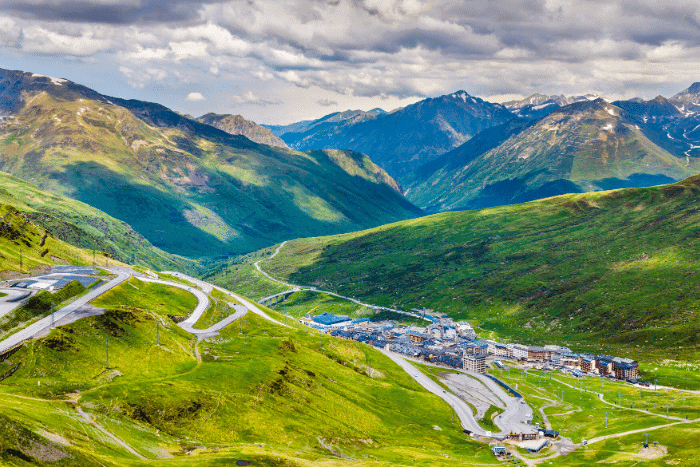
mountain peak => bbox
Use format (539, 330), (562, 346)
(198, 113), (289, 149)
(447, 90), (474, 102)
(686, 82), (700, 94)
(671, 82), (700, 105)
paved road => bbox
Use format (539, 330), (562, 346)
(471, 373), (534, 434)
(162, 272), (289, 328)
(0, 269), (131, 353)
(136, 277), (211, 335)
(390, 352), (536, 436)
(380, 349), (488, 435)
(255, 242), (429, 322)
(0, 288), (35, 320)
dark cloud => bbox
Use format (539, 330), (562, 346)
(2, 0), (700, 110)
(2, 0), (220, 24)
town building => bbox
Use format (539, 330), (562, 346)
(463, 353), (487, 373)
(527, 346), (547, 363)
(408, 331), (429, 344)
(509, 344), (528, 360)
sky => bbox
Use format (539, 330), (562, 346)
(0, 0), (699, 124)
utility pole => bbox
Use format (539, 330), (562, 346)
(411, 380), (413, 399)
(19, 247), (23, 272)
(156, 321), (160, 346)
(561, 390), (564, 401)
(617, 392), (622, 407)
(105, 338), (109, 369)
(244, 320), (247, 344)
(654, 379), (658, 391)
(644, 433), (650, 447)
(604, 411), (608, 429)
(666, 403), (670, 421)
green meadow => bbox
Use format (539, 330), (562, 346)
(0, 277), (506, 466)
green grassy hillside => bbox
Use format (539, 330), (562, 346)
(0, 279), (496, 466)
(246, 175), (700, 362)
(0, 68), (421, 259)
(0, 201), (115, 277)
(0, 171), (190, 271)
(406, 99), (698, 212)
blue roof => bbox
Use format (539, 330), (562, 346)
(312, 312), (350, 325)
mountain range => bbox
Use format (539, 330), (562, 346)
(268, 91), (515, 179)
(268, 83), (700, 213)
(0, 68), (421, 261)
(405, 98), (698, 211)
(3, 66), (700, 263)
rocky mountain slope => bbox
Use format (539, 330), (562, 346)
(198, 113), (289, 148)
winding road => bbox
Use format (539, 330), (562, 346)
(254, 242), (430, 322)
(382, 350), (536, 437)
(161, 271), (289, 329)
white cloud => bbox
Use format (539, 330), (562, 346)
(186, 92), (206, 102)
(21, 25), (113, 55)
(2, 0), (700, 121)
(232, 91), (281, 106)
(118, 65), (166, 88)
(0, 16), (21, 47)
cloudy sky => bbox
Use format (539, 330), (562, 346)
(0, 0), (698, 124)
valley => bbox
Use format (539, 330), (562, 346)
(1, 64), (700, 466)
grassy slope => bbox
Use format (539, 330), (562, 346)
(0, 278), (499, 466)
(0, 74), (420, 259)
(0, 201), (113, 276)
(0, 171), (190, 271)
(405, 100), (698, 212)
(253, 175), (700, 363)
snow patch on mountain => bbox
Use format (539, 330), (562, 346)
(32, 74), (67, 86)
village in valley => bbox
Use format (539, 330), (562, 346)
(300, 311), (640, 382)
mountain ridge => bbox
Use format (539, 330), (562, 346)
(0, 67), (421, 259)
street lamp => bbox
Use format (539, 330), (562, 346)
(605, 411), (608, 429)
(654, 379), (658, 391)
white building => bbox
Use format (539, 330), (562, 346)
(456, 321), (476, 339)
(509, 343), (528, 360)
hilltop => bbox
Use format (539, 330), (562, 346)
(197, 113), (289, 148)
(0, 68), (421, 259)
